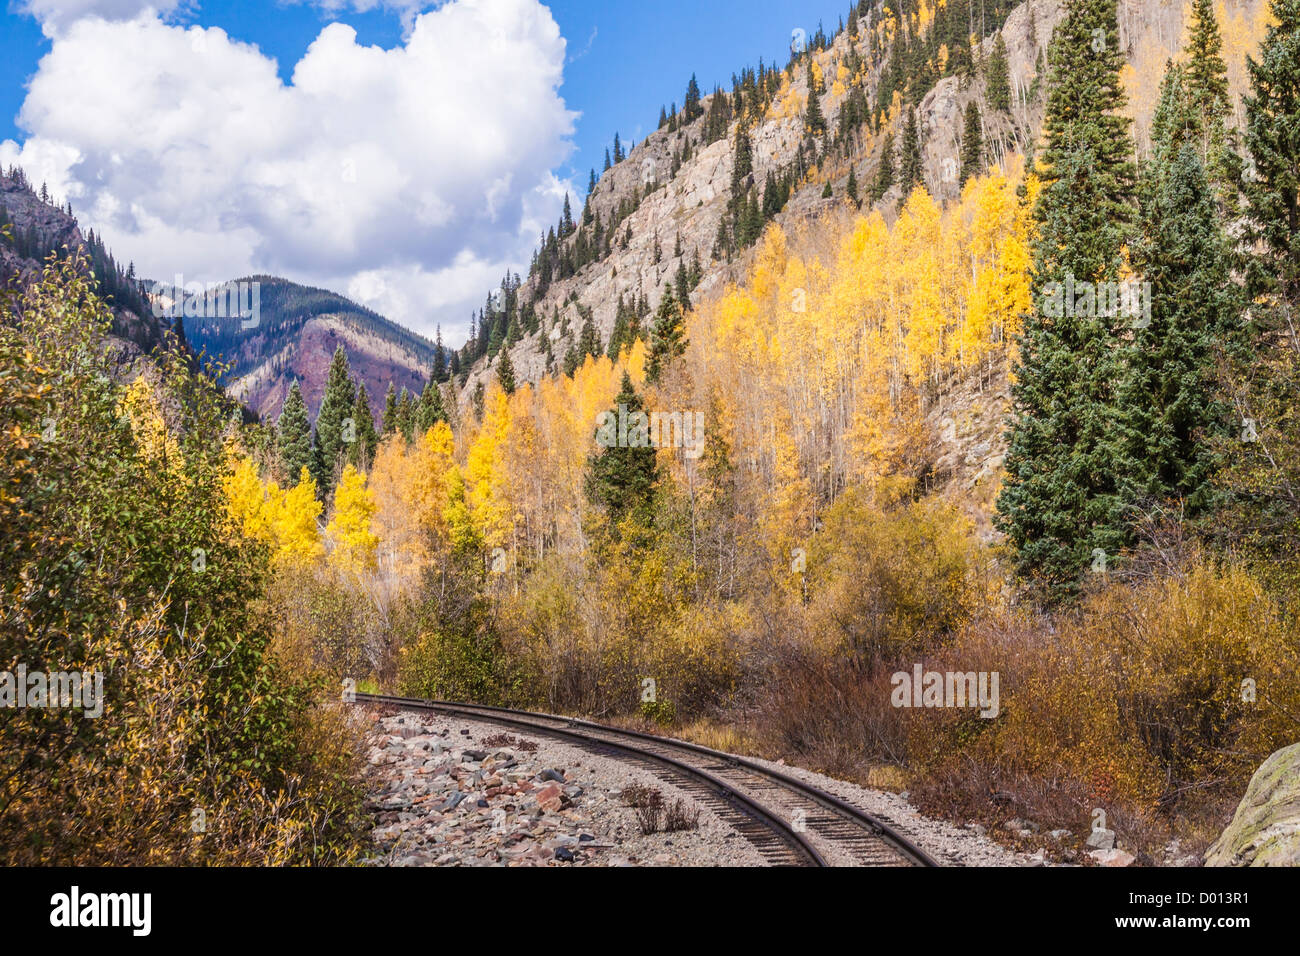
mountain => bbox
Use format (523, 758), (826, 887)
(0, 166), (168, 358)
(182, 275), (436, 426)
(451, 0), (1272, 499)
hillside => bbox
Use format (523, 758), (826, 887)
(455, 0), (1272, 499)
(182, 276), (436, 426)
(0, 166), (167, 358)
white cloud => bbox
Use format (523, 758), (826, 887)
(18, 0), (185, 36)
(0, 0), (575, 342)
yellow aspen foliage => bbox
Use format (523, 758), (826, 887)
(118, 376), (180, 470)
(410, 421), (456, 542)
(443, 466), (481, 555)
(465, 384), (514, 549)
(222, 455), (275, 545)
(272, 467), (324, 566)
(327, 463), (379, 573)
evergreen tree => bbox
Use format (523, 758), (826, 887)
(432, 327), (447, 383)
(1184, 0), (1235, 200)
(960, 100), (984, 185)
(416, 378), (447, 432)
(497, 350), (516, 395)
(872, 132), (895, 200)
(645, 288), (688, 384)
(805, 80), (828, 136)
(395, 387), (415, 443)
(348, 383), (379, 470)
(1217, 0), (1300, 558)
(381, 381), (398, 436)
(277, 380), (313, 484)
(899, 109), (923, 194)
(986, 33), (1011, 112)
(312, 345), (357, 495)
(995, 0), (1138, 601)
(585, 371), (659, 525)
(846, 165), (860, 205)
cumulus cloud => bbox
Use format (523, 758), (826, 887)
(18, 0), (185, 36)
(1, 0), (575, 341)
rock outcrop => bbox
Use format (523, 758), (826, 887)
(1205, 743), (1300, 866)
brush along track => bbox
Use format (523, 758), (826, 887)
(355, 693), (937, 868)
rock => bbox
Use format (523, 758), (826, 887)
(462, 749), (487, 762)
(1085, 827), (1115, 850)
(536, 784), (565, 813)
(537, 768), (566, 783)
(1205, 742), (1300, 866)
(1089, 848), (1136, 867)
(438, 791), (466, 812)
(554, 847), (575, 862)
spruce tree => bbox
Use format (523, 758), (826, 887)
(585, 371), (659, 525)
(416, 378), (447, 432)
(846, 165), (860, 205)
(1117, 63), (1238, 516)
(959, 100), (984, 185)
(898, 109), (923, 195)
(312, 345), (357, 495)
(1218, 0), (1300, 558)
(497, 350), (516, 395)
(645, 287), (688, 385)
(381, 381), (398, 436)
(994, 0), (1138, 601)
(872, 132), (895, 200)
(1184, 0), (1235, 201)
(986, 33), (1011, 112)
(277, 380), (313, 484)
(349, 383), (380, 470)
(395, 388), (415, 443)
(806, 80), (828, 136)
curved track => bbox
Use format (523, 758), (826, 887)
(356, 693), (938, 868)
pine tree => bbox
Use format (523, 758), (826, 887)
(1217, 0), (1300, 558)
(432, 327), (447, 383)
(846, 165), (860, 205)
(1184, 0), (1234, 196)
(585, 371), (659, 525)
(312, 345), (357, 495)
(497, 350), (516, 395)
(348, 383), (379, 470)
(1117, 64), (1238, 516)
(995, 0), (1138, 601)
(684, 73), (703, 122)
(645, 288), (688, 384)
(899, 109), (923, 194)
(396, 387), (415, 443)
(277, 381), (313, 484)
(872, 132), (895, 200)
(986, 33), (1011, 112)
(806, 80), (828, 136)
(960, 100), (984, 185)
(381, 381), (398, 436)
(416, 378), (447, 432)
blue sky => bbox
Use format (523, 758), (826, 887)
(0, 0), (849, 339)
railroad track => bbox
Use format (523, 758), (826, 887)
(355, 693), (938, 868)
